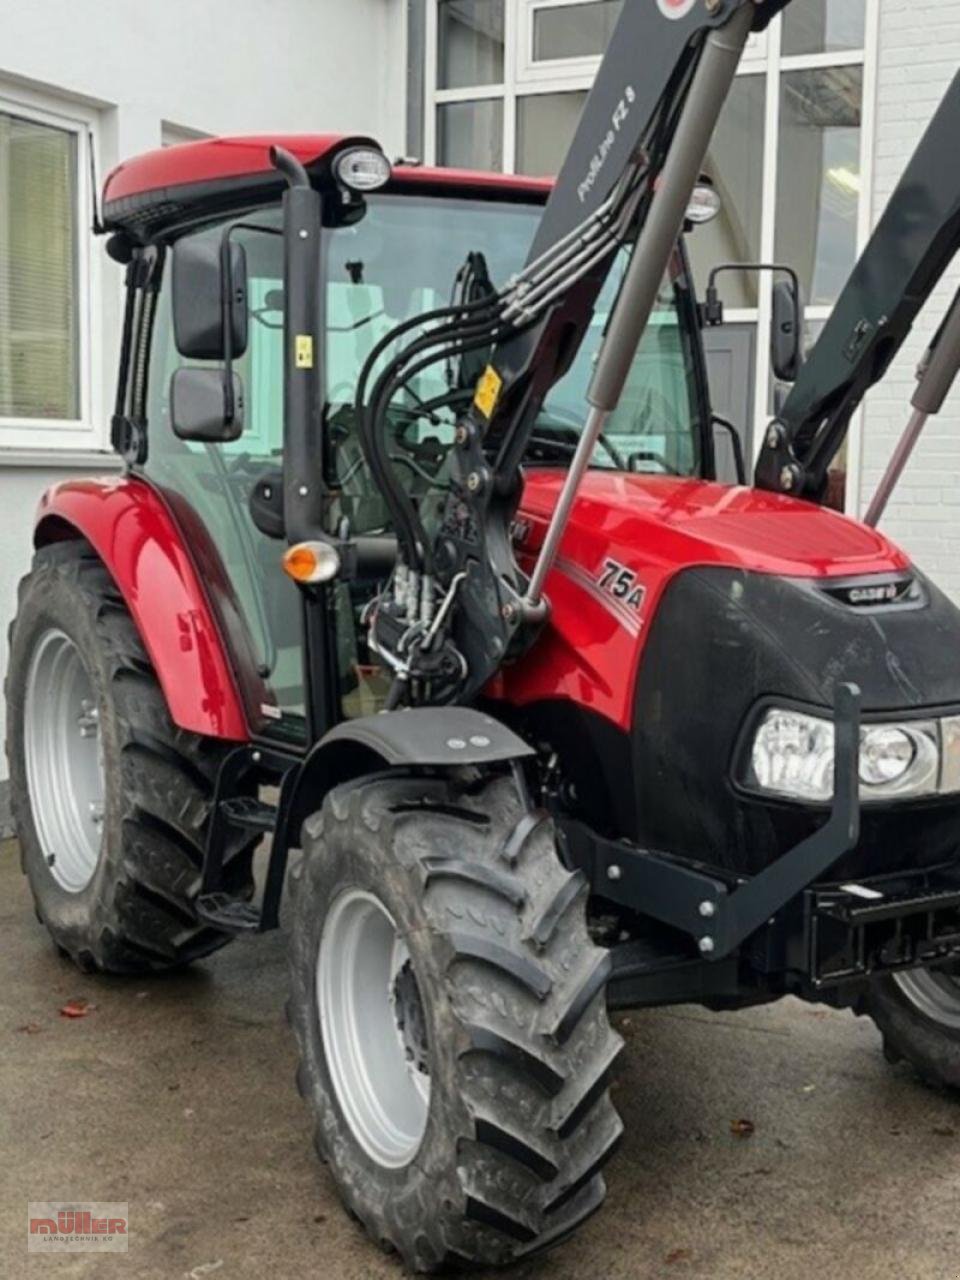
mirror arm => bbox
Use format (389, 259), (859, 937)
(705, 263), (802, 349)
(707, 263), (800, 311)
(712, 415), (747, 485)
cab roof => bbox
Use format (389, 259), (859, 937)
(102, 134), (553, 241)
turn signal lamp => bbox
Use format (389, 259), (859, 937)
(282, 541), (341, 585)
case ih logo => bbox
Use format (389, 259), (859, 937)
(27, 1203), (128, 1253)
(657, 0), (698, 18)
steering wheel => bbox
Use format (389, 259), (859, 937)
(532, 406), (627, 470)
(626, 448), (680, 476)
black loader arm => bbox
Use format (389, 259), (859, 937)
(359, 0), (791, 709)
(755, 70), (960, 500)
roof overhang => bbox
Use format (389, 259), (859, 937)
(102, 134), (553, 241)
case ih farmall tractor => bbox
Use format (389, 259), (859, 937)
(7, 0), (960, 1269)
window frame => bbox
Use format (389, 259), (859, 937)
(0, 81), (104, 452)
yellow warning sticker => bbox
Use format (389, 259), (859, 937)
(295, 335), (314, 369)
(473, 364), (503, 419)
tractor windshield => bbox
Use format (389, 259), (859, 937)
(322, 194), (705, 516)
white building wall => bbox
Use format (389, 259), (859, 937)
(0, 0), (404, 805)
(859, 0), (960, 597)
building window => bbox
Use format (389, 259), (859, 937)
(516, 89), (585, 176)
(438, 97), (504, 169)
(531, 0), (621, 62)
(0, 107), (80, 422)
(0, 86), (100, 450)
(686, 74), (766, 309)
(438, 0), (505, 89)
(781, 0), (866, 57)
(776, 66), (863, 307)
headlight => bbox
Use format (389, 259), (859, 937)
(745, 707), (943, 803)
(334, 147), (392, 192)
(686, 182), (722, 225)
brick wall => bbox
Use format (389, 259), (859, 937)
(859, 0), (960, 597)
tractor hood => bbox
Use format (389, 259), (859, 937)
(517, 471), (909, 580)
(507, 471), (915, 739)
(506, 471), (960, 885)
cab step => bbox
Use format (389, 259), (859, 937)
(219, 796), (278, 835)
(196, 892), (262, 934)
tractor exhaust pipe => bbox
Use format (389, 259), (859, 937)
(523, 4), (753, 611)
(864, 285), (960, 527)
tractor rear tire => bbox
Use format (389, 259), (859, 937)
(5, 539), (256, 974)
(866, 970), (960, 1091)
(288, 771), (623, 1272)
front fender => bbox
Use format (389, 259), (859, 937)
(282, 707), (535, 842)
(35, 475), (252, 741)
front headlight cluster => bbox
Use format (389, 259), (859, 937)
(744, 706), (960, 804)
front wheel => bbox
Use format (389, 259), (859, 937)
(288, 772), (623, 1272)
(867, 968), (960, 1090)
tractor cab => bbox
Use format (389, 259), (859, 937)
(102, 136), (712, 741)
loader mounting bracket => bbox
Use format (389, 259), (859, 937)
(561, 683), (862, 961)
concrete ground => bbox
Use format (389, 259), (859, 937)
(3, 838), (960, 1280)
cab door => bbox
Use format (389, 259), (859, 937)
(142, 215), (308, 745)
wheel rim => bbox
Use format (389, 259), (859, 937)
(23, 628), (106, 894)
(317, 888), (431, 1168)
(893, 968), (960, 1030)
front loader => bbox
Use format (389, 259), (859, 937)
(7, 0), (960, 1270)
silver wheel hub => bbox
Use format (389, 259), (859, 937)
(317, 888), (431, 1168)
(23, 629), (106, 893)
(893, 967), (960, 1030)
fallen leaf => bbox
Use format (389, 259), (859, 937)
(185, 1264), (223, 1280)
(730, 1118), (755, 1138)
(16, 1022), (43, 1034)
(60, 998), (95, 1019)
(665, 1248), (692, 1265)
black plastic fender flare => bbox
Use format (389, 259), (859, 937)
(282, 707), (535, 851)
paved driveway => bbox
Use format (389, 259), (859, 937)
(2, 839), (959, 1280)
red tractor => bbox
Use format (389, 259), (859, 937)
(7, 0), (960, 1270)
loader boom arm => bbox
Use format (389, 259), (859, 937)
(755, 70), (960, 501)
(360, 0), (791, 708)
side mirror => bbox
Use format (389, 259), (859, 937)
(172, 238), (248, 360)
(712, 415), (747, 485)
(170, 368), (244, 443)
(771, 278), (804, 383)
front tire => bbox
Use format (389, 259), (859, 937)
(5, 539), (256, 974)
(288, 772), (623, 1272)
(868, 969), (960, 1090)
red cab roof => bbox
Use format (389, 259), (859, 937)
(103, 134), (553, 240)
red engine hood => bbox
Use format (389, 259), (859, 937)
(518, 471), (908, 579)
(498, 473), (911, 731)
